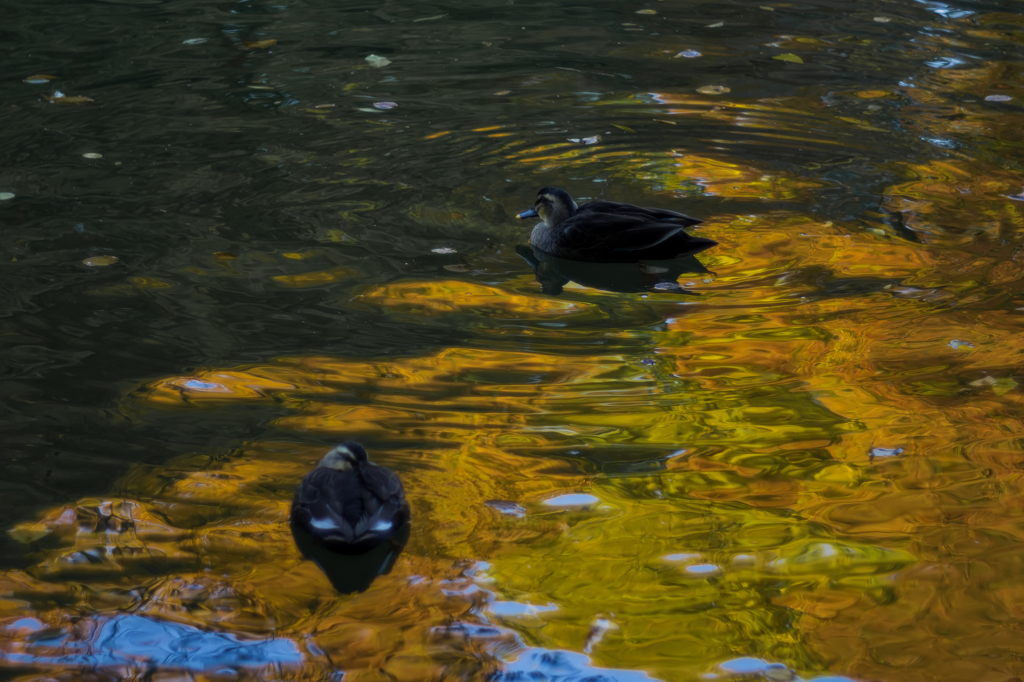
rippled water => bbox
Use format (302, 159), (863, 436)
(2, 0), (1024, 679)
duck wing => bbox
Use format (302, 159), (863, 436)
(291, 467), (361, 544)
(579, 201), (703, 227)
(559, 212), (689, 254)
(354, 464), (410, 541)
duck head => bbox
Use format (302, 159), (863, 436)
(319, 441), (369, 471)
(517, 187), (578, 228)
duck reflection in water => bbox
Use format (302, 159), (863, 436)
(290, 442), (410, 594)
(517, 244), (711, 296)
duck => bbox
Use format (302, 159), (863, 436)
(290, 442), (410, 555)
(516, 187), (716, 262)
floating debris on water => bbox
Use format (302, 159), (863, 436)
(485, 500), (527, 517)
(242, 38), (277, 49)
(82, 255), (119, 266)
(583, 617), (617, 653)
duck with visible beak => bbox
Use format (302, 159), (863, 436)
(517, 187), (716, 262)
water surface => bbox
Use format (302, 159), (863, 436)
(2, 0), (1024, 680)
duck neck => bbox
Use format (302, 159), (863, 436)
(544, 201), (575, 229)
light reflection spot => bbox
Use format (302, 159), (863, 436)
(685, 563), (722, 575)
(543, 493), (599, 508)
(180, 379), (227, 391)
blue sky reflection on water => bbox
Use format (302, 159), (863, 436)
(0, 615), (303, 672)
(2, 0), (1024, 678)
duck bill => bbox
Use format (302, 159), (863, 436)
(517, 208), (539, 219)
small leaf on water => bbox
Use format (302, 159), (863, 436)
(373, 101), (398, 110)
(432, 247), (457, 254)
(356, 107), (382, 113)
(83, 255), (118, 266)
(44, 91), (94, 105)
(0, 193), (14, 201)
(873, 16), (891, 22)
(182, 38), (207, 45)
(761, 5), (774, 9)
(413, 14), (446, 21)
(23, 74), (57, 83)
(706, 21), (724, 27)
(485, 500), (527, 518)
(313, 103), (335, 109)
(581, 135), (601, 145)
(970, 376), (998, 387)
(870, 447), (902, 458)
(697, 85), (730, 94)
(242, 38), (277, 49)
(773, 53), (803, 63)
(494, 90), (511, 95)
(8, 524), (50, 544)
(675, 49), (701, 58)
(366, 54), (391, 68)
(993, 377), (1018, 395)
(985, 94), (1012, 102)
(482, 41), (493, 46)
(949, 339), (974, 350)
(213, 252), (238, 260)
(636, 9), (658, 14)
(82, 153), (103, 159)
(612, 124), (636, 133)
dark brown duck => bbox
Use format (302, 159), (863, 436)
(517, 187), (716, 262)
(290, 442), (410, 555)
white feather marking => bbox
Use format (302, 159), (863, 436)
(372, 519), (393, 532)
(309, 517), (339, 530)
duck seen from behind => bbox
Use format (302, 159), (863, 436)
(290, 442), (410, 555)
(517, 187), (716, 262)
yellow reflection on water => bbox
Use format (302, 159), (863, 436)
(10, 52), (1024, 682)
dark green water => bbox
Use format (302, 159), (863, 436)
(2, 0), (1024, 679)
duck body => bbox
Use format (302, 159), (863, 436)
(290, 442), (410, 555)
(517, 187), (716, 262)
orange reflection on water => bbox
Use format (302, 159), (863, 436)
(356, 279), (592, 317)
